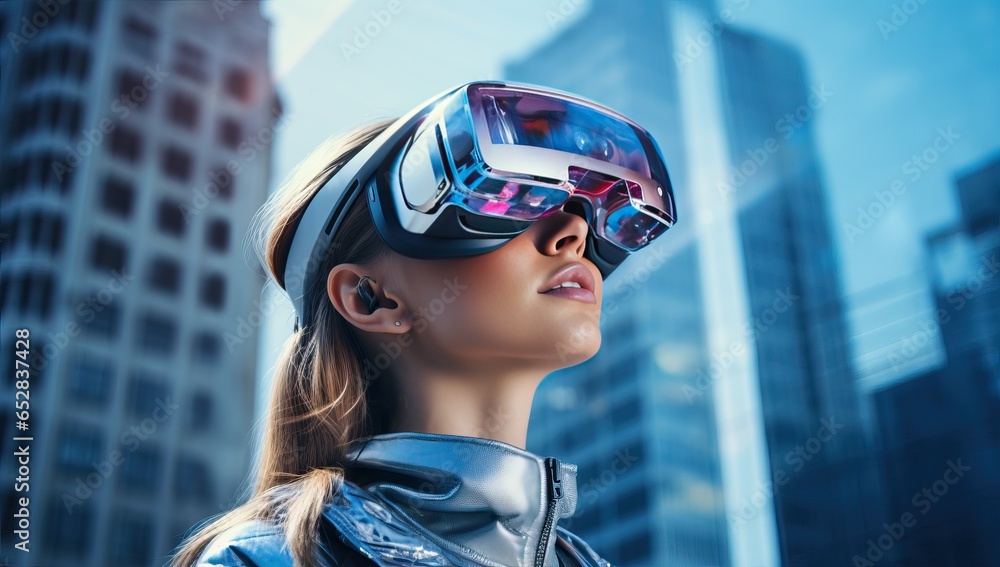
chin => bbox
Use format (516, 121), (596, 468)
(551, 323), (602, 366)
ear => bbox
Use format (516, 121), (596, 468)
(326, 264), (411, 334)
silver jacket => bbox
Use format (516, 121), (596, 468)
(197, 432), (613, 567)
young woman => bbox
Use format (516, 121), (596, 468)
(170, 82), (676, 567)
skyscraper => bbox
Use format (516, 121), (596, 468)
(0, 2), (280, 565)
(870, 154), (999, 565)
(506, 1), (879, 565)
(714, 25), (881, 565)
(925, 155), (1000, 365)
(507, 2), (734, 566)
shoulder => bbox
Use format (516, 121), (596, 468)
(195, 519), (294, 566)
(194, 517), (376, 567)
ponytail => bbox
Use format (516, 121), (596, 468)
(170, 120), (396, 567)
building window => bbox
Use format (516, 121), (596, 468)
(623, 436), (646, 465)
(56, 423), (103, 476)
(9, 107), (24, 142)
(107, 508), (154, 565)
(17, 275), (31, 313)
(0, 216), (12, 248)
(74, 47), (91, 81)
(166, 90), (199, 130)
(17, 51), (39, 87)
(1, 165), (12, 197)
(16, 50), (37, 87)
(162, 145), (193, 182)
(114, 68), (152, 112)
(50, 97), (83, 136)
(210, 165), (234, 200)
(174, 456), (214, 502)
(192, 331), (221, 364)
(54, 43), (72, 76)
(224, 67), (252, 103)
(43, 497), (94, 557)
(567, 418), (597, 452)
(568, 508), (600, 536)
(157, 199), (185, 237)
(121, 16), (158, 59)
(136, 312), (178, 355)
(68, 99), (83, 133)
(13, 158), (28, 193)
(617, 528), (653, 564)
(13, 272), (52, 317)
(126, 373), (170, 417)
(188, 392), (213, 432)
(119, 446), (162, 493)
(28, 211), (43, 248)
(58, 155), (75, 193)
(77, 1), (101, 31)
(43, 98), (61, 131)
(37, 149), (63, 189)
(11, 103), (34, 140)
(206, 218), (229, 252)
(102, 175), (135, 218)
(1, 216), (18, 252)
(5, 342), (18, 388)
(90, 234), (128, 273)
(109, 124), (143, 163)
(611, 396), (641, 429)
(80, 297), (121, 339)
(617, 485), (649, 518)
(147, 256), (182, 295)
(67, 352), (114, 406)
(199, 273), (226, 310)
(218, 118), (242, 151)
(51, 215), (65, 254)
(172, 40), (208, 83)
(35, 272), (55, 318)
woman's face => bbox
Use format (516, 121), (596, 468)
(381, 209), (604, 372)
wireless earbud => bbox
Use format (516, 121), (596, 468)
(357, 276), (379, 314)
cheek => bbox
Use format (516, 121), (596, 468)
(409, 247), (536, 344)
(441, 256), (532, 326)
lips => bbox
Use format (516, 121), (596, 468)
(538, 262), (597, 304)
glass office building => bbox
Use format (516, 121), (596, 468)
(507, 1), (880, 564)
(871, 155), (999, 565)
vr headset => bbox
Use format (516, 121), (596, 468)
(283, 81), (678, 329)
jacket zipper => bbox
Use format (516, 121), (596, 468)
(535, 456), (563, 567)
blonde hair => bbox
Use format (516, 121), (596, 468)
(170, 119), (397, 567)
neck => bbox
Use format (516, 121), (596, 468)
(382, 358), (546, 449)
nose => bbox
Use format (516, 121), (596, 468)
(536, 202), (590, 259)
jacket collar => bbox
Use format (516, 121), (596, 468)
(341, 432), (579, 567)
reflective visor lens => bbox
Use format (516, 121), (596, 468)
(570, 167), (671, 251)
(399, 83), (676, 250)
(480, 90), (654, 176)
(430, 92), (574, 221)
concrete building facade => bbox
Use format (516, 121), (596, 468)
(0, 2), (280, 565)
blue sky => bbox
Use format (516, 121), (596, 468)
(259, 0), (999, 315)
(733, 0), (999, 292)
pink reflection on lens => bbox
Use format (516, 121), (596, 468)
(499, 181), (520, 199)
(480, 200), (511, 215)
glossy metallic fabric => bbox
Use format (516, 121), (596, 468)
(339, 432), (599, 567)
